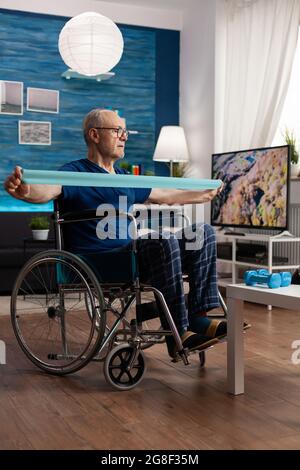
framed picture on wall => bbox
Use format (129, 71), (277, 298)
(19, 120), (51, 145)
(27, 87), (59, 113)
(0, 80), (23, 115)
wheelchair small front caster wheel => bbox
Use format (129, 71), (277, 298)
(199, 351), (206, 367)
(104, 344), (146, 390)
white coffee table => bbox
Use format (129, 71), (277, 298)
(226, 283), (300, 395)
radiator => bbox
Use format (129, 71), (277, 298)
(251, 204), (300, 267)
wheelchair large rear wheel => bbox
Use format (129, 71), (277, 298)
(11, 250), (106, 375)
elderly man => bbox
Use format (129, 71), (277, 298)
(4, 108), (228, 357)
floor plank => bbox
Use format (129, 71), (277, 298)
(1, 297), (300, 449)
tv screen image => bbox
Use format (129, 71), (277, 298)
(211, 145), (290, 230)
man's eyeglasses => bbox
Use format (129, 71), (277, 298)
(93, 126), (130, 139)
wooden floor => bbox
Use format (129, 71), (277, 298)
(1, 297), (300, 450)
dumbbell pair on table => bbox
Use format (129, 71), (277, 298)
(244, 269), (292, 289)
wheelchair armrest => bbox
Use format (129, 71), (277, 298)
(133, 204), (191, 230)
(58, 209), (97, 222)
(58, 209), (136, 224)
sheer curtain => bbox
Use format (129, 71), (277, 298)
(215, 0), (300, 152)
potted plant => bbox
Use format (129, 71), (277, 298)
(172, 162), (187, 177)
(29, 216), (50, 240)
(118, 161), (131, 173)
(284, 128), (300, 177)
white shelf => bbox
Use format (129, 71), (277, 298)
(235, 262), (299, 270)
(217, 232), (300, 243)
(218, 278), (244, 288)
(217, 232), (300, 288)
(217, 258), (234, 264)
(218, 258), (299, 269)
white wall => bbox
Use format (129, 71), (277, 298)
(180, 0), (217, 221)
(0, 0), (182, 30)
(180, 0), (216, 178)
(1, 1), (217, 169)
(1, 0), (217, 208)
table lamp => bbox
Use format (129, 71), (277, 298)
(153, 126), (189, 176)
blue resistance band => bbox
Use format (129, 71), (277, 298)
(22, 169), (222, 191)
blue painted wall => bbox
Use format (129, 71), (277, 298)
(0, 9), (179, 211)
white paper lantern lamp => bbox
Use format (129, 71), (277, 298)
(58, 11), (124, 76)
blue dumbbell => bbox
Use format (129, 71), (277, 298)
(257, 269), (292, 287)
(244, 270), (281, 288)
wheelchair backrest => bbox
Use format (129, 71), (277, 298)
(53, 199), (138, 284)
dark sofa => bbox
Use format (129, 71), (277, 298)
(0, 213), (54, 294)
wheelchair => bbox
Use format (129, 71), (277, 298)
(10, 205), (227, 390)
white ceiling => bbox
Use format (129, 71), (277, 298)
(94, 0), (193, 10)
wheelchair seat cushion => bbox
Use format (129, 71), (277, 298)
(78, 249), (138, 283)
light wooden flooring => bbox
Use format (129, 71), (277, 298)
(1, 296), (300, 450)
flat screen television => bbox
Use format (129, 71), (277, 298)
(211, 145), (290, 231)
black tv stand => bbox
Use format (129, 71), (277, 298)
(223, 231), (245, 236)
(221, 229), (294, 238)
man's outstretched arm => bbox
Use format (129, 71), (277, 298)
(146, 186), (223, 205)
(4, 166), (62, 203)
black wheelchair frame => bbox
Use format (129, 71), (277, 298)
(10, 206), (227, 390)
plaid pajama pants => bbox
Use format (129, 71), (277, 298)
(136, 223), (220, 332)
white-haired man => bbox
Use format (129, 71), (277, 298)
(4, 108), (230, 357)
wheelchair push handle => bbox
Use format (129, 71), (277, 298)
(57, 208), (136, 224)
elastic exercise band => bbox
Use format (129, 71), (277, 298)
(22, 169), (222, 191)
